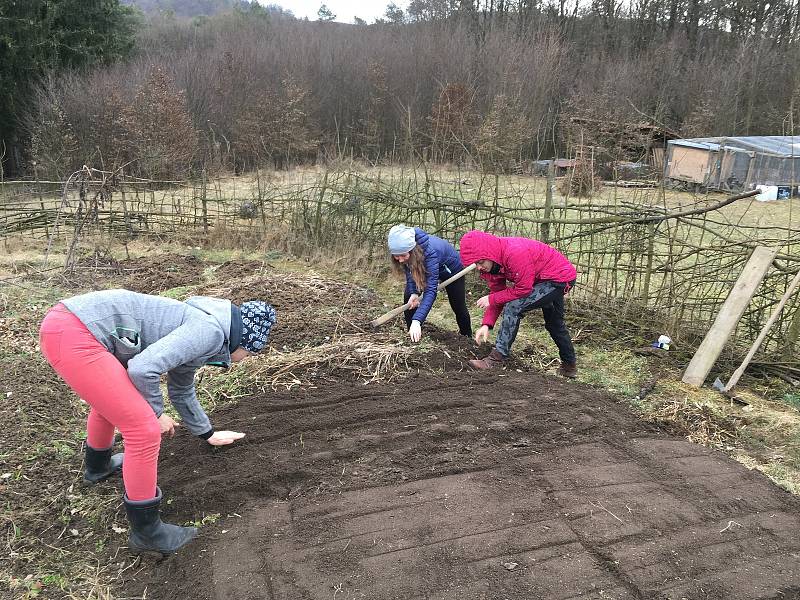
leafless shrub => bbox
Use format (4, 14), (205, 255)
(26, 84), (80, 178)
(30, 66), (198, 179)
(561, 91), (653, 166)
(652, 397), (739, 448)
(234, 75), (318, 170)
(354, 60), (390, 162)
(116, 67), (199, 179)
(558, 161), (603, 197)
(680, 96), (716, 138)
(475, 90), (532, 173)
(428, 82), (478, 164)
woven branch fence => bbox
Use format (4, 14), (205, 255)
(3, 166), (800, 379)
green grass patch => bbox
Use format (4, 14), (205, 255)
(195, 363), (257, 411)
(160, 284), (199, 300)
(186, 512), (221, 528)
(782, 392), (800, 411)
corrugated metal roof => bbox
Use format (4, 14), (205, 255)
(672, 136), (800, 157)
(670, 139), (720, 151)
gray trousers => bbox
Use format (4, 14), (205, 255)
(494, 280), (576, 364)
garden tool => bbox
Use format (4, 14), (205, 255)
(371, 263), (476, 328)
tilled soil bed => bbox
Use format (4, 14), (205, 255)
(118, 368), (800, 600)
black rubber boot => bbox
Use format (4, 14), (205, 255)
(84, 445), (124, 484)
(124, 487), (198, 556)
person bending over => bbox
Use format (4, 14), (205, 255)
(458, 230), (577, 377)
(388, 224), (471, 342)
(39, 289), (276, 555)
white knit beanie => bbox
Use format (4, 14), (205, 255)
(387, 225), (417, 254)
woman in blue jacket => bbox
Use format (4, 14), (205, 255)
(388, 224), (472, 342)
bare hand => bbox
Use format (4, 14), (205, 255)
(207, 431), (246, 446)
(409, 320), (422, 342)
(476, 295), (491, 309)
(158, 413), (180, 438)
(408, 294), (421, 309)
(474, 325), (490, 345)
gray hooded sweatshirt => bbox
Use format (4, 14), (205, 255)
(62, 289), (234, 436)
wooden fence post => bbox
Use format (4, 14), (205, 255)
(723, 268), (800, 391)
(201, 169), (208, 234)
(34, 167), (48, 238)
(682, 245), (778, 386)
(541, 159), (554, 243)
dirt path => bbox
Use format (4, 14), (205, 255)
(120, 370), (800, 600)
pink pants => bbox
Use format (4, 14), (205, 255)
(39, 304), (160, 500)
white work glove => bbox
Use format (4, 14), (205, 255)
(408, 294), (421, 309)
(409, 320), (422, 343)
(207, 431), (246, 446)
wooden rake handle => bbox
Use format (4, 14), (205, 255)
(370, 263), (477, 328)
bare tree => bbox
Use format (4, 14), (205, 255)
(476, 90), (532, 172)
(428, 82), (478, 163)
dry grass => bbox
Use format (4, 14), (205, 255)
(650, 396), (739, 447)
(195, 334), (413, 405)
(250, 335), (412, 390)
(203, 269), (343, 300)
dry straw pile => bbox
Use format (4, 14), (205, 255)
(249, 335), (412, 390)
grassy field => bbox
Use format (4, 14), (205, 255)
(5, 164), (800, 227)
(6, 164), (799, 363)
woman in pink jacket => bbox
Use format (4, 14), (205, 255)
(459, 230), (578, 377)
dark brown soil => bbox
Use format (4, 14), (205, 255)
(51, 254), (389, 351)
(120, 254), (207, 294)
(211, 259), (273, 280)
(56, 253), (208, 293)
(117, 364), (800, 600)
(196, 265), (385, 350)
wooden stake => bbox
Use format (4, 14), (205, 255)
(682, 245), (778, 387)
(723, 268), (800, 392)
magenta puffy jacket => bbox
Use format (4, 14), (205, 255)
(459, 230), (576, 327)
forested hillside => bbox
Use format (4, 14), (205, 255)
(3, 0), (800, 178)
(121, 0), (276, 18)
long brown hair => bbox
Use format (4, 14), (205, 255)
(389, 245), (427, 292)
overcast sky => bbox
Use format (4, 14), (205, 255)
(264, 1), (410, 23)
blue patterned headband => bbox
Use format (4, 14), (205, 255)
(239, 301), (276, 353)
